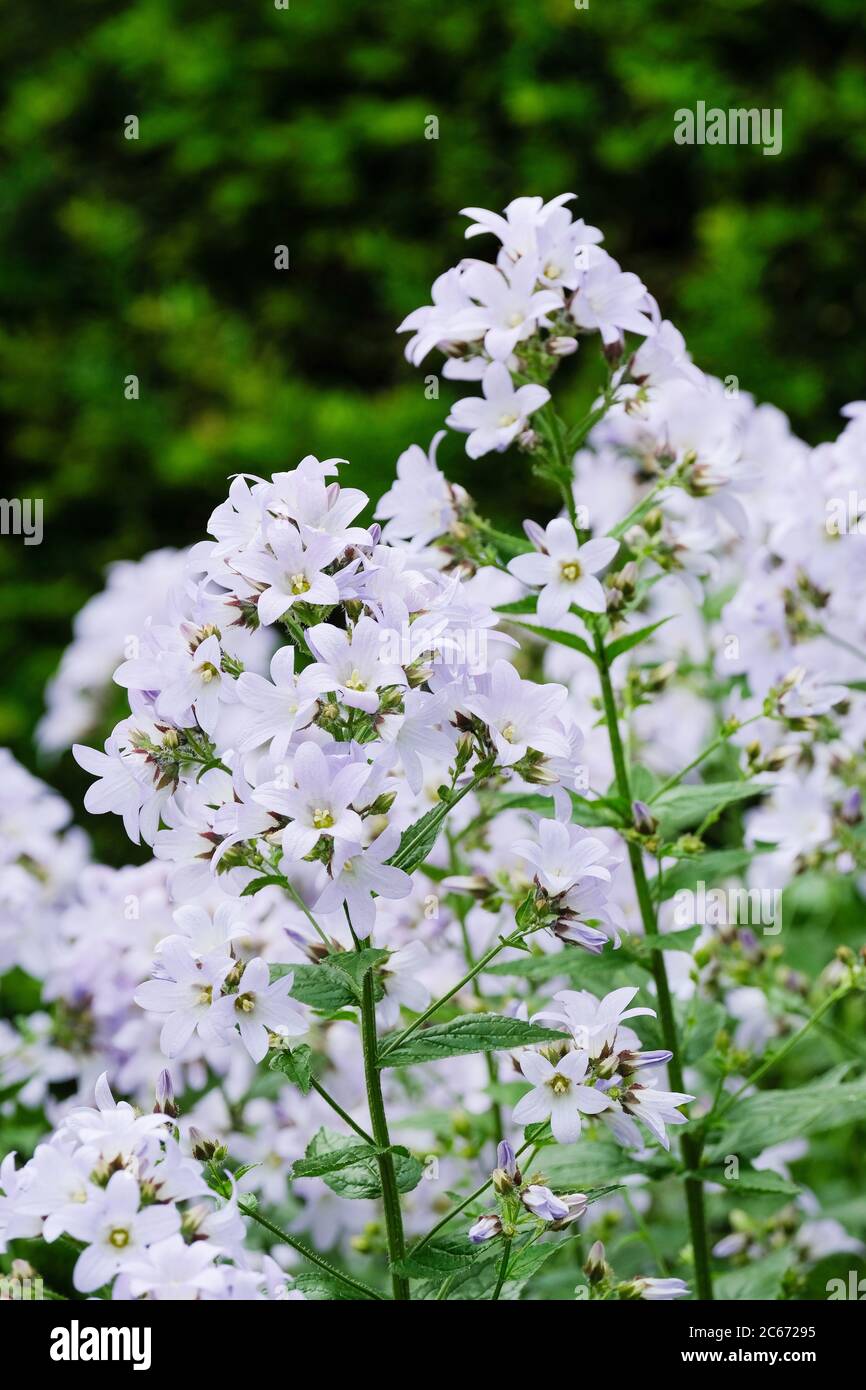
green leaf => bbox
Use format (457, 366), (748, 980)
(379, 1014), (565, 1068)
(713, 1248), (791, 1301)
(508, 619), (596, 664)
(486, 789), (626, 828)
(541, 1138), (658, 1189)
(707, 1074), (866, 1160)
(393, 1236), (481, 1278)
(388, 762), (494, 872)
(269, 1044), (313, 1095)
(605, 618), (671, 663)
(293, 1140), (384, 1179)
(690, 1165), (800, 1198)
(287, 960), (383, 1014)
(655, 849), (758, 902)
(292, 1271), (374, 1301)
(487, 947), (646, 993)
(299, 1127), (423, 1198)
(650, 780), (765, 835)
(327, 948), (390, 999)
(240, 873), (288, 898)
(440, 1233), (577, 1299)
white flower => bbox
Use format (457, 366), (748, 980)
(235, 645), (321, 758)
(61, 1169), (180, 1294)
(631, 1275), (690, 1301)
(512, 1049), (609, 1143)
(447, 362), (550, 459)
(305, 617), (407, 713)
(375, 433), (460, 547)
(532, 987), (656, 1058)
(612, 1077), (694, 1151)
(253, 740), (369, 860)
(460, 255), (561, 361)
(209, 957), (307, 1063)
(155, 633), (225, 735)
(64, 1073), (173, 1163)
(134, 938), (233, 1058)
(512, 817), (613, 897)
(571, 257), (654, 344)
(508, 518), (619, 621)
(464, 658), (569, 767)
(314, 831), (413, 938)
(397, 268), (486, 365)
(118, 1233), (227, 1300)
(242, 526), (345, 626)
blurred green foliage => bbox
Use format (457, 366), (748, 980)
(2, 0), (866, 809)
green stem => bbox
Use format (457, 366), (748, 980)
(309, 1076), (375, 1145)
(414, 1142), (538, 1253)
(379, 931), (522, 1060)
(592, 624), (714, 1301)
(240, 1201), (387, 1300)
(355, 936), (411, 1300)
(491, 1236), (513, 1300)
(649, 714), (762, 801)
(711, 984), (851, 1125)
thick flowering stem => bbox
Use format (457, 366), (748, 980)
(357, 952), (411, 1300)
(592, 626), (714, 1301)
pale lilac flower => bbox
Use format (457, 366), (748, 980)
(460, 255), (561, 360)
(508, 518), (619, 621)
(522, 1184), (570, 1222)
(570, 257), (654, 344)
(62, 1170), (180, 1293)
(468, 1212), (502, 1244)
(447, 362), (550, 459)
(464, 658), (569, 767)
(134, 938), (233, 1058)
(305, 617), (407, 713)
(235, 645), (322, 758)
(208, 957), (307, 1064)
(242, 526), (345, 627)
(314, 831), (413, 938)
(512, 1049), (609, 1143)
(120, 1233), (227, 1301)
(253, 741), (369, 860)
(532, 987), (656, 1058)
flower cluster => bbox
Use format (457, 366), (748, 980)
(3, 191), (865, 1303)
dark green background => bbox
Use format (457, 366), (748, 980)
(2, 0), (865, 818)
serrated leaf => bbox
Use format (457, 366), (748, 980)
(287, 959), (384, 1015)
(388, 762), (494, 872)
(269, 1043), (314, 1094)
(605, 618), (671, 663)
(690, 1165), (800, 1197)
(292, 1271), (373, 1301)
(327, 948), (390, 999)
(655, 849), (758, 902)
(393, 1236), (481, 1278)
(379, 1014), (565, 1068)
(240, 873), (287, 898)
(300, 1127), (423, 1198)
(486, 789), (626, 828)
(651, 780), (765, 835)
(713, 1247), (791, 1301)
(293, 1140), (384, 1179)
(707, 1074), (866, 1160)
